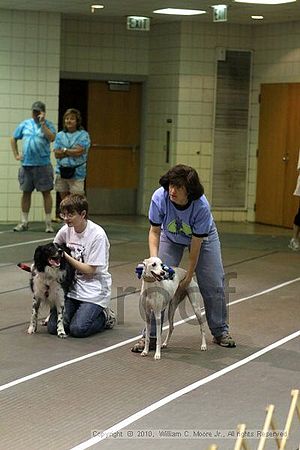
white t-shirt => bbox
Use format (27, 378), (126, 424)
(54, 220), (112, 307)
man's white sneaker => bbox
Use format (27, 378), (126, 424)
(288, 238), (299, 251)
(13, 222), (28, 232)
(45, 224), (54, 233)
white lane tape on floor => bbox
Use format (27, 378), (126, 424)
(0, 276), (299, 395)
(0, 335), (142, 392)
(230, 277), (300, 306)
(69, 329), (300, 450)
(0, 238), (52, 249)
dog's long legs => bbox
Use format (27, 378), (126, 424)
(163, 287), (187, 349)
(187, 292), (207, 351)
(154, 312), (162, 360)
(162, 299), (176, 349)
(27, 296), (41, 334)
(141, 312), (151, 357)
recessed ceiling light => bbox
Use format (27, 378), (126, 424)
(235, 0), (295, 4)
(153, 8), (206, 16)
(252, 15), (264, 19)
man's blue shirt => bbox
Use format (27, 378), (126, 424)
(13, 118), (56, 166)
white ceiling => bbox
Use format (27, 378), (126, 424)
(0, 0), (300, 25)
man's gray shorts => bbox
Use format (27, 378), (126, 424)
(18, 165), (54, 192)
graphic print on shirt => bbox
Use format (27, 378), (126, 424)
(69, 243), (84, 263)
(167, 217), (192, 237)
(68, 242), (85, 279)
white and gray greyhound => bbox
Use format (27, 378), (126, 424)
(136, 256), (207, 360)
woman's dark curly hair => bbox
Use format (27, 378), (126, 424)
(159, 164), (204, 201)
(62, 108), (83, 131)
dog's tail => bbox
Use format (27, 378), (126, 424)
(17, 262), (32, 273)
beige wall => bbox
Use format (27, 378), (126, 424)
(142, 22), (254, 220)
(60, 16), (149, 75)
(1, 10), (300, 222)
(0, 9), (60, 222)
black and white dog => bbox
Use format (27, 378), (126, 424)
(21, 243), (75, 338)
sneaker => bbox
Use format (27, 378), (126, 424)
(213, 333), (236, 348)
(103, 307), (116, 329)
(288, 238), (299, 251)
(131, 337), (157, 353)
(45, 224), (54, 233)
(13, 222), (28, 232)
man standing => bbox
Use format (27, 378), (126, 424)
(11, 101), (56, 233)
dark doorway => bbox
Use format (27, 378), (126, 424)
(58, 79), (88, 131)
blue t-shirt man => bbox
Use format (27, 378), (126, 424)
(11, 101), (56, 233)
(13, 117), (56, 166)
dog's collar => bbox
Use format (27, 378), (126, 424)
(142, 275), (157, 283)
(135, 263), (175, 281)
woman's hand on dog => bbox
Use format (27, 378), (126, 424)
(63, 251), (97, 275)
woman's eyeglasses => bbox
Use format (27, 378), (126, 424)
(59, 212), (77, 220)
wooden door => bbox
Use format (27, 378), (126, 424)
(256, 83), (300, 227)
(86, 81), (142, 214)
(283, 84), (300, 227)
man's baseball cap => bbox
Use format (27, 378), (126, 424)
(31, 101), (46, 112)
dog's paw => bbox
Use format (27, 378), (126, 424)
(201, 344), (207, 351)
(162, 341), (168, 348)
(141, 350), (148, 357)
(27, 325), (36, 335)
(154, 352), (161, 360)
(57, 332), (68, 339)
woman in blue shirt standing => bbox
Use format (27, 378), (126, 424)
(54, 108), (91, 200)
(132, 164), (235, 352)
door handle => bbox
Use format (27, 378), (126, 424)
(282, 153), (289, 162)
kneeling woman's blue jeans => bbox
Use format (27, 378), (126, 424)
(48, 297), (106, 338)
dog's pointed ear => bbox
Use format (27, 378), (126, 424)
(135, 263), (144, 279)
